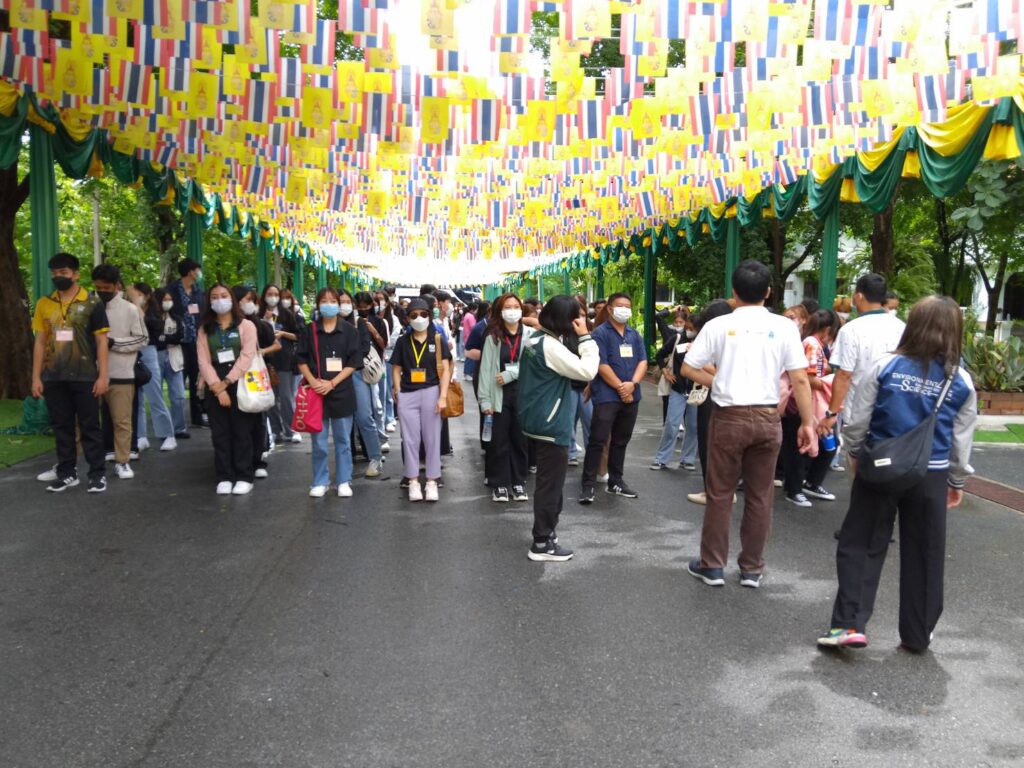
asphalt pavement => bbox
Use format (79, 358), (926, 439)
(1, 381), (1022, 768)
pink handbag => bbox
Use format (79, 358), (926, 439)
(292, 323), (324, 433)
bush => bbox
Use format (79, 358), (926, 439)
(963, 333), (1024, 392)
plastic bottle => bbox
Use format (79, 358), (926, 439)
(482, 414), (493, 442)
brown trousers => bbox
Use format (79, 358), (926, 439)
(701, 405), (782, 573)
(103, 383), (135, 464)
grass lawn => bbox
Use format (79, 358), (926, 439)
(0, 400), (52, 469)
(975, 423), (1024, 444)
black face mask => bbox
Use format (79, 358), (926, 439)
(357, 308), (371, 317)
(52, 276), (74, 292)
(97, 291), (117, 304)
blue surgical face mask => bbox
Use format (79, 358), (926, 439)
(319, 303), (340, 318)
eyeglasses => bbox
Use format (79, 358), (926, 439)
(408, 312), (428, 319)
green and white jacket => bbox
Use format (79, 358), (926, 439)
(477, 325), (535, 414)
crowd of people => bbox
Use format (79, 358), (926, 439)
(30, 253), (977, 653)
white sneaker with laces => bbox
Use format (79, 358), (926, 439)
(254, 468), (268, 479)
(232, 481), (253, 495)
(37, 465), (58, 482)
(309, 485), (328, 498)
(365, 459), (382, 478)
(105, 452), (116, 462)
(137, 437), (150, 451)
(115, 462), (134, 480)
(380, 441), (391, 453)
(160, 437), (177, 452)
(290, 433), (303, 444)
(129, 451), (140, 461)
(424, 480), (439, 502)
(386, 422), (397, 433)
(597, 473), (609, 484)
(216, 481), (233, 495)
(338, 482), (353, 497)
(408, 480), (423, 502)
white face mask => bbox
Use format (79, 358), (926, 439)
(672, 324), (686, 333)
(211, 298), (233, 316)
(686, 329), (697, 340)
(378, 302), (388, 313)
(240, 300), (257, 316)
(280, 299), (293, 309)
(266, 295), (279, 307)
(338, 303), (354, 317)
(410, 316), (430, 332)
(502, 308), (523, 325)
(612, 307), (632, 324)
(161, 300), (174, 312)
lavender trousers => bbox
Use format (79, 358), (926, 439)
(397, 385), (442, 480)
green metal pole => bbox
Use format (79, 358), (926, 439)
(29, 123), (59, 303)
(537, 274), (544, 302)
(642, 243), (656, 349)
(595, 259), (604, 300)
(255, 234), (269, 292)
(185, 210), (205, 267)
(292, 256), (305, 308)
(316, 262), (327, 292)
(724, 217), (740, 297)
(563, 270), (571, 295)
(818, 202), (840, 310)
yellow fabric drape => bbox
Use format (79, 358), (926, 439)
(857, 127), (906, 172)
(983, 124), (1022, 161)
(902, 151), (921, 178)
(840, 178), (860, 203)
(811, 156), (840, 184)
(915, 102), (990, 157)
(189, 199), (207, 214)
(0, 81), (20, 117)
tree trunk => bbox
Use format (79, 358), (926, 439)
(768, 218), (786, 310)
(152, 202), (181, 285)
(870, 203), (895, 276)
(985, 251), (1010, 336)
(0, 164), (33, 400)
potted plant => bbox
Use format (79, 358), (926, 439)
(962, 329), (1024, 414)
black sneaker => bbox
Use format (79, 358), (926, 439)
(492, 487), (510, 502)
(649, 461), (667, 470)
(46, 475), (79, 493)
(739, 571), (763, 588)
(607, 483), (638, 498)
(400, 477), (411, 489)
(578, 485), (595, 505)
(174, 432), (191, 439)
(528, 538), (574, 562)
(567, 457), (579, 467)
(786, 492), (812, 508)
(687, 558), (725, 586)
(87, 476), (107, 493)
(512, 485), (528, 502)
(802, 483), (836, 501)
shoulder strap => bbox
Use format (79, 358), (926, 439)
(434, 332), (443, 371)
(932, 372), (956, 414)
(312, 322), (321, 378)
(361, 316), (385, 348)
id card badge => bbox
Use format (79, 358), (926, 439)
(410, 368), (427, 383)
(676, 343), (690, 354)
(325, 357), (343, 372)
(217, 348), (236, 364)
(619, 344), (634, 358)
(188, 303), (200, 315)
(505, 363), (519, 377)
(56, 329), (74, 343)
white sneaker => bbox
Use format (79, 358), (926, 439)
(216, 481), (233, 495)
(254, 468), (268, 479)
(380, 441), (391, 453)
(105, 452), (116, 462)
(129, 451), (140, 461)
(137, 437), (150, 451)
(386, 422), (397, 433)
(160, 437), (177, 451)
(290, 433), (303, 443)
(309, 485), (328, 498)
(408, 480), (423, 502)
(232, 481), (253, 495)
(337, 482), (353, 497)
(365, 459), (383, 478)
(424, 480), (439, 502)
(597, 473), (609, 484)
(261, 451), (269, 461)
(37, 465), (58, 482)
(687, 492), (706, 505)
(115, 462), (134, 480)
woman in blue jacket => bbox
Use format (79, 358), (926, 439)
(819, 296), (977, 652)
(516, 296), (600, 562)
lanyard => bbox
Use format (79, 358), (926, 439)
(217, 325), (234, 349)
(56, 292), (78, 327)
(411, 336), (428, 368)
(504, 331), (521, 362)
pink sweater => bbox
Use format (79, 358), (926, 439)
(197, 319), (258, 386)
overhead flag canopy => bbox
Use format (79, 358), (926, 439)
(2, 0), (1024, 284)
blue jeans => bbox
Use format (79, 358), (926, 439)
(353, 376), (382, 460)
(136, 346), (174, 439)
(655, 390), (698, 466)
(568, 389), (593, 461)
(160, 349), (187, 434)
(384, 361), (396, 423)
(311, 415), (354, 487)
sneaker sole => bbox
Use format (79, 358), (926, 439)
(87, 485), (106, 493)
(803, 492), (836, 501)
(527, 550), (573, 562)
(513, 497), (529, 502)
(687, 564), (725, 586)
(786, 497), (813, 508)
(606, 489), (638, 498)
(817, 636), (868, 649)
(578, 497), (594, 505)
(739, 576), (762, 588)
(46, 482), (79, 493)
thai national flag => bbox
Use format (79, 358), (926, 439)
(12, 27), (48, 58)
(364, 91), (390, 136)
(162, 59), (191, 92)
(472, 99), (502, 143)
(329, 183), (349, 211)
(505, 74), (542, 113)
(279, 57), (303, 98)
(578, 98), (607, 140)
(916, 72), (948, 122)
(659, 0), (685, 39)
(133, 24), (171, 67)
(175, 26), (203, 61)
(801, 82), (833, 127)
(0, 34), (16, 80)
(688, 93), (714, 138)
(487, 199), (506, 229)
(957, 34), (999, 75)
(407, 195), (429, 222)
(338, 0), (377, 33)
(436, 49), (462, 73)
(118, 61), (152, 105)
(814, 0), (853, 44)
(494, 0), (531, 36)
(304, 19), (336, 70)
(245, 79), (275, 123)
(142, 0), (172, 27)
(981, 0), (1019, 41)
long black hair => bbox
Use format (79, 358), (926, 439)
(539, 294), (582, 339)
(200, 282), (243, 333)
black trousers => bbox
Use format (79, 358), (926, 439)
(205, 386), (257, 483)
(582, 400), (639, 488)
(44, 380), (105, 481)
(831, 472), (949, 650)
(781, 413), (835, 494)
(488, 399), (527, 489)
(182, 342), (204, 425)
(697, 397), (713, 486)
(253, 413), (269, 470)
(532, 440), (569, 541)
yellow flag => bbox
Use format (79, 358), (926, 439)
(366, 191), (389, 217)
(223, 54), (247, 96)
(499, 52), (529, 74)
(337, 62), (364, 103)
(188, 72), (220, 119)
(301, 87), (334, 130)
(285, 173), (308, 204)
(630, 98), (661, 140)
(422, 0), (455, 36)
(422, 97), (451, 143)
(55, 48), (92, 97)
(731, 0), (769, 42)
(525, 100), (555, 142)
(237, 27), (268, 66)
(106, 0), (143, 19)
(73, 31), (104, 64)
(54, 0), (91, 23)
(11, 0), (48, 30)
(573, 0), (611, 39)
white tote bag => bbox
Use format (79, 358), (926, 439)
(237, 352), (276, 413)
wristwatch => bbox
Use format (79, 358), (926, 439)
(824, 410), (838, 420)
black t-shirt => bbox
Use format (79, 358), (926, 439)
(357, 313), (388, 355)
(390, 331), (451, 392)
(268, 307), (300, 372)
(254, 317), (276, 351)
(295, 320), (361, 418)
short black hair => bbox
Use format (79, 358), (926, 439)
(354, 291), (374, 306)
(433, 289), (452, 302)
(855, 273), (888, 304)
(539, 294), (583, 338)
(419, 283), (437, 296)
(732, 259), (771, 304)
(606, 292), (632, 305)
(885, 291), (899, 301)
(178, 258), (201, 277)
(419, 293), (436, 310)
(91, 263), (121, 285)
(800, 298), (820, 315)
(48, 252), (79, 271)
(523, 297), (541, 308)
(231, 284), (255, 303)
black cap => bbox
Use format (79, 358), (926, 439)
(406, 298), (429, 314)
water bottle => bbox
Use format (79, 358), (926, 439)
(482, 414), (493, 442)
(821, 432), (837, 452)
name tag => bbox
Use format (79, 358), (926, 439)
(56, 329), (74, 343)
(217, 348), (235, 364)
(410, 368), (427, 383)
(619, 344), (634, 358)
(188, 304), (200, 315)
(676, 343), (690, 354)
(504, 362), (519, 377)
(428, 345), (436, 353)
(325, 357), (343, 372)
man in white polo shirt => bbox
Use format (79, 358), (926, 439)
(681, 260), (816, 589)
(817, 273), (906, 438)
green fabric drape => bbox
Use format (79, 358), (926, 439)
(818, 203), (840, 309)
(0, 95), (27, 169)
(185, 210), (204, 266)
(854, 133), (914, 214)
(724, 217), (740, 296)
(642, 244), (656, 347)
(595, 259), (604, 299)
(29, 123), (59, 303)
(316, 262), (327, 292)
(255, 234), (270, 292)
(292, 257), (305, 304)
(914, 111), (996, 199)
